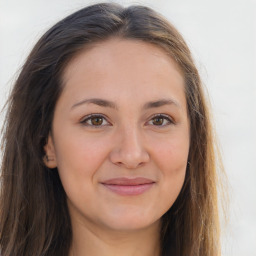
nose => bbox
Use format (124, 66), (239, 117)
(109, 126), (150, 169)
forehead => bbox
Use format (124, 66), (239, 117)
(60, 38), (186, 110)
(63, 38), (183, 82)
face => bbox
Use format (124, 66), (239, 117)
(44, 38), (190, 232)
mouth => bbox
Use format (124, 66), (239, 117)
(100, 177), (155, 196)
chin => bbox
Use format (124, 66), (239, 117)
(101, 210), (160, 232)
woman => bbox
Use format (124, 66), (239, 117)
(0, 3), (224, 256)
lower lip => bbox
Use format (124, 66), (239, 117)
(102, 183), (154, 196)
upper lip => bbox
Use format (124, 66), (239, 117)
(101, 177), (155, 186)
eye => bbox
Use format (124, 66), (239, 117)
(147, 114), (174, 126)
(80, 114), (110, 127)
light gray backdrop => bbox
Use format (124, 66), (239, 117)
(0, 0), (255, 255)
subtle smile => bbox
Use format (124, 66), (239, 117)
(100, 177), (155, 196)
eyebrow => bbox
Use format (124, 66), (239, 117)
(142, 99), (180, 110)
(71, 98), (180, 110)
(71, 98), (117, 110)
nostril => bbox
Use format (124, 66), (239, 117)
(115, 161), (145, 169)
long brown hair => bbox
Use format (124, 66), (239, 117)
(0, 3), (224, 255)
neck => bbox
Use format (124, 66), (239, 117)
(69, 216), (161, 256)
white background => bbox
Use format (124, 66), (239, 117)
(0, 0), (255, 255)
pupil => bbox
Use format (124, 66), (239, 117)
(92, 117), (103, 125)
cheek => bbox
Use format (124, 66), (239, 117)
(152, 131), (189, 173)
(150, 131), (189, 208)
(157, 141), (188, 191)
(52, 131), (113, 218)
(54, 130), (109, 170)
(53, 130), (111, 196)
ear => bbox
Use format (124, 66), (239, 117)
(43, 135), (57, 168)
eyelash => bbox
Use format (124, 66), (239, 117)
(80, 114), (110, 127)
(80, 113), (174, 128)
(147, 114), (174, 126)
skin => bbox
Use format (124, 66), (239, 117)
(44, 38), (190, 256)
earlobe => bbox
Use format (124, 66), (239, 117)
(43, 135), (57, 168)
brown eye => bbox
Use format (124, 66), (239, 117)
(91, 117), (103, 126)
(148, 114), (173, 126)
(152, 117), (164, 126)
(81, 114), (109, 127)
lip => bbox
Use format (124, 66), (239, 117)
(100, 177), (155, 196)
